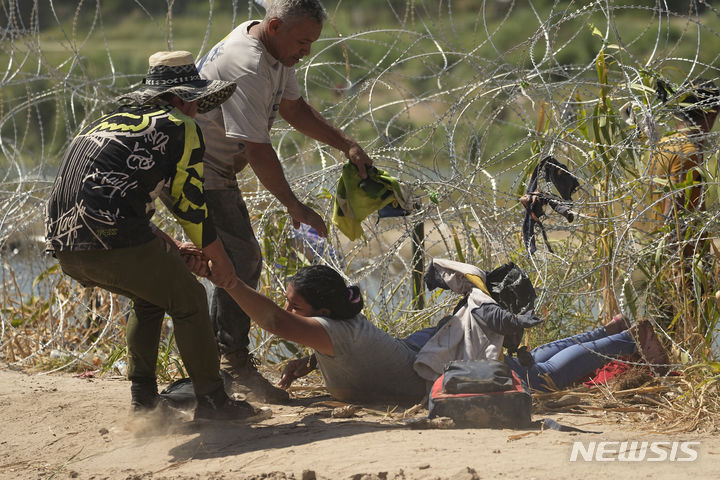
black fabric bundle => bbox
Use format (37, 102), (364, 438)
(521, 156), (580, 254)
(485, 262), (540, 357)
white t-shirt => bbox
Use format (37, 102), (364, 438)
(313, 314), (428, 405)
(195, 20), (302, 189)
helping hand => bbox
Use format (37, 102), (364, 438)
(289, 202), (328, 237)
(207, 259), (238, 289)
(346, 143), (373, 179)
(177, 241), (202, 257)
(202, 238), (238, 289)
(176, 242), (209, 276)
(182, 253), (210, 277)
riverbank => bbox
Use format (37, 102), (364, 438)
(1, 366), (718, 480)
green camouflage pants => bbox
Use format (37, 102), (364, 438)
(55, 237), (222, 397)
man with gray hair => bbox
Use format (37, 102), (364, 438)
(195, 0), (373, 402)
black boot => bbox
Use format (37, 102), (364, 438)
(130, 377), (161, 412)
(194, 386), (261, 422)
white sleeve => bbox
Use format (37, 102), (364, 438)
(220, 73), (273, 143)
(283, 68), (301, 100)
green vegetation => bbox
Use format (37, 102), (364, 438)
(3, 1), (719, 173)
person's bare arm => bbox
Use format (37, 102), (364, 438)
(244, 140), (328, 237)
(224, 279), (334, 355)
(280, 96), (373, 178)
(202, 238), (237, 289)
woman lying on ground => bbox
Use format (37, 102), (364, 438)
(224, 265), (668, 404)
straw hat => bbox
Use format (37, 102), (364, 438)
(117, 51), (236, 114)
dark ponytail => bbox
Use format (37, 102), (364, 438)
(288, 265), (364, 319)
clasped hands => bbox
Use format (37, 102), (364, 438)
(173, 242), (208, 276)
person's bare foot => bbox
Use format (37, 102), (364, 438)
(604, 313), (632, 336)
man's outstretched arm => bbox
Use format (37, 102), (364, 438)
(244, 140), (328, 237)
(280, 96), (373, 178)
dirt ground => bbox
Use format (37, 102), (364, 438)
(1, 365), (719, 480)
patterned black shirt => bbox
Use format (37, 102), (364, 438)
(45, 104), (216, 251)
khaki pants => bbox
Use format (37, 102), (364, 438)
(55, 238), (222, 397)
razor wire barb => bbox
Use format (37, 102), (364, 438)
(1, 0), (719, 374)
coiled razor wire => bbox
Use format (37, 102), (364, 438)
(1, 0), (719, 374)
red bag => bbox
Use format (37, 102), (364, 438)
(428, 360), (531, 428)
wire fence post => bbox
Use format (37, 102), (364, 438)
(411, 221), (425, 310)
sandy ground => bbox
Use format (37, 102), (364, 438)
(1, 365), (719, 480)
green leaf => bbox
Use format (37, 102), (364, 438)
(470, 233), (481, 256)
(451, 226), (465, 263)
(576, 101), (589, 139)
(707, 362), (720, 373)
(589, 24), (603, 38)
(32, 263), (60, 289)
(629, 82), (655, 95)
